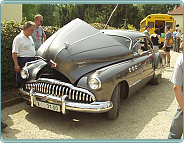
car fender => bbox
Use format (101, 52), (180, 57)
(23, 60), (47, 80)
(77, 60), (131, 101)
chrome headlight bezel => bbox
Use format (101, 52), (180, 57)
(20, 68), (29, 79)
(88, 76), (101, 90)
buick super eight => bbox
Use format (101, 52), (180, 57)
(19, 18), (165, 120)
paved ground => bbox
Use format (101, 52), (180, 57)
(1, 50), (183, 140)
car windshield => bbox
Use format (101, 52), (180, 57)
(109, 36), (131, 49)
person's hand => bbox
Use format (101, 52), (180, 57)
(14, 65), (20, 72)
(161, 47), (166, 51)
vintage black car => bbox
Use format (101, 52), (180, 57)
(19, 18), (165, 120)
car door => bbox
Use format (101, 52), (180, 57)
(128, 37), (154, 95)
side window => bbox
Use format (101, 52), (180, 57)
(146, 38), (153, 50)
(148, 22), (154, 28)
(132, 38), (146, 53)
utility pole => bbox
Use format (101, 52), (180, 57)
(123, 5), (128, 29)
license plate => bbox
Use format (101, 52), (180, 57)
(35, 101), (61, 112)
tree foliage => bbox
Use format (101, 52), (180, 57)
(22, 4), (176, 29)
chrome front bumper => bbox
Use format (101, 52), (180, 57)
(19, 88), (113, 114)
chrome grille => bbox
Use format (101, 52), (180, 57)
(25, 78), (95, 103)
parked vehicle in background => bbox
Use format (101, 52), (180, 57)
(19, 18), (166, 120)
(140, 14), (176, 47)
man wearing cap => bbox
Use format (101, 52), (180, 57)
(143, 24), (151, 37)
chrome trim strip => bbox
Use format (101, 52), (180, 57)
(72, 90), (75, 100)
(86, 94), (88, 102)
(49, 84), (52, 94)
(44, 83), (47, 93)
(61, 86), (65, 96)
(42, 83), (45, 93)
(83, 93), (85, 101)
(76, 91), (78, 100)
(46, 84), (50, 94)
(65, 88), (69, 96)
(69, 89), (72, 99)
(58, 86), (62, 96)
(79, 92), (82, 101)
(55, 85), (59, 95)
(39, 83), (41, 92)
(52, 85), (55, 95)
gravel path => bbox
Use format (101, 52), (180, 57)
(1, 50), (182, 140)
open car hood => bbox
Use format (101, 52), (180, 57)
(37, 18), (132, 83)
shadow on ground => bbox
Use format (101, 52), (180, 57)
(18, 77), (175, 139)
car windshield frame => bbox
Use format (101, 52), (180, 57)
(107, 35), (132, 50)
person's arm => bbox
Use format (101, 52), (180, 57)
(158, 35), (161, 44)
(162, 39), (169, 49)
(42, 34), (46, 43)
(12, 52), (20, 72)
(173, 85), (183, 111)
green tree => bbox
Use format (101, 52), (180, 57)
(37, 4), (57, 26)
(22, 4), (38, 21)
(142, 4), (176, 17)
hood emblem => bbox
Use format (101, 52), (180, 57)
(50, 59), (57, 68)
(64, 42), (70, 49)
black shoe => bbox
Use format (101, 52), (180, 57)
(1, 121), (8, 130)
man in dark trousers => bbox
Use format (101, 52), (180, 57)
(168, 54), (183, 139)
(12, 21), (36, 84)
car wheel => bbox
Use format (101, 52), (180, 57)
(150, 74), (161, 85)
(107, 84), (120, 120)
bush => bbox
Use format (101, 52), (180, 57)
(1, 21), (22, 91)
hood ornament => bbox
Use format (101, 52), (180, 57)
(64, 42), (70, 49)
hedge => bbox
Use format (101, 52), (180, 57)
(1, 20), (115, 91)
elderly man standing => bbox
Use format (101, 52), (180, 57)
(31, 14), (46, 51)
(175, 29), (182, 52)
(173, 29), (178, 52)
(12, 21), (36, 84)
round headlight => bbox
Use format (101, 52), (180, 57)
(88, 77), (101, 90)
(20, 68), (29, 79)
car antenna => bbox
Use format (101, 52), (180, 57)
(104, 4), (118, 29)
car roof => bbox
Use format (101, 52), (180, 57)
(100, 29), (146, 40)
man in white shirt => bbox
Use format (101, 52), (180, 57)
(12, 21), (36, 83)
(175, 29), (182, 52)
(168, 54), (183, 139)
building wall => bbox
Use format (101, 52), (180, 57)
(173, 15), (183, 32)
(1, 4), (22, 23)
